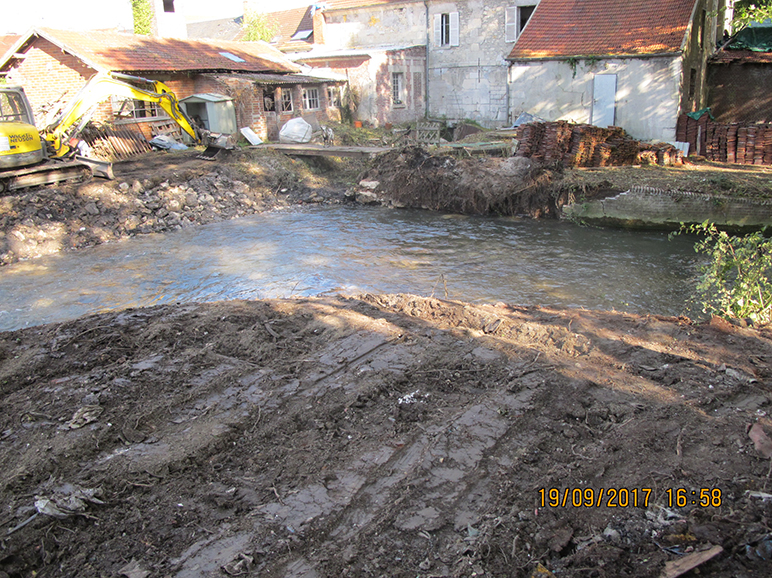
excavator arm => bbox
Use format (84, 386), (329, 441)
(44, 72), (198, 157)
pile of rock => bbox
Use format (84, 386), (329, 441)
(0, 171), (281, 265)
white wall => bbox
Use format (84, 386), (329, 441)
(509, 56), (683, 142)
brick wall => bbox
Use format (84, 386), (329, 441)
(5, 38), (96, 124)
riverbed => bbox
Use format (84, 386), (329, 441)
(0, 205), (701, 331)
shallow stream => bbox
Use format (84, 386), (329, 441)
(0, 205), (701, 332)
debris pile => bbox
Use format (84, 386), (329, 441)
(358, 146), (563, 217)
(514, 121), (684, 167)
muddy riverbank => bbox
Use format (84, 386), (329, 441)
(1, 294), (772, 577)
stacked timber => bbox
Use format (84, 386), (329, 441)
(679, 114), (772, 165)
(514, 122), (682, 167)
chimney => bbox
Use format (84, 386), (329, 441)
(312, 6), (325, 45)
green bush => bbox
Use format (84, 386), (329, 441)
(678, 222), (772, 324)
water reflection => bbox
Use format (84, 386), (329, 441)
(0, 205), (700, 331)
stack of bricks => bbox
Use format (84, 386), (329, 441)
(678, 114), (772, 165)
(514, 122), (682, 167)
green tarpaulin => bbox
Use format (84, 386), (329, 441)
(730, 26), (772, 52)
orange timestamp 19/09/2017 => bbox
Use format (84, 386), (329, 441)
(537, 487), (723, 509)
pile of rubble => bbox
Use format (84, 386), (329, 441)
(0, 167), (341, 266)
(514, 121), (684, 167)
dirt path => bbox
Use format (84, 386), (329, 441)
(2, 294), (772, 577)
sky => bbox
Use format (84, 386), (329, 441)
(0, 0), (288, 34)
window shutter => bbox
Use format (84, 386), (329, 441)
(433, 14), (442, 47)
(505, 7), (517, 42)
(449, 12), (460, 47)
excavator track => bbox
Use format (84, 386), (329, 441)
(0, 160), (94, 195)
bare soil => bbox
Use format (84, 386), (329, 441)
(1, 294), (772, 578)
(3, 146), (772, 577)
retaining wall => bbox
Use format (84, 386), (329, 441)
(562, 186), (772, 231)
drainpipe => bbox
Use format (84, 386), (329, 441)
(424, 0), (430, 119)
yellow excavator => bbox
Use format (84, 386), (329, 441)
(0, 72), (216, 193)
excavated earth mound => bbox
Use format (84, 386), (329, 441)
(1, 294), (772, 577)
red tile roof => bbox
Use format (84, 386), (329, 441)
(0, 35), (20, 59)
(266, 6), (315, 50)
(508, 0), (697, 60)
(1, 28), (300, 74)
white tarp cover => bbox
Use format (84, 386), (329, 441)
(279, 117), (313, 143)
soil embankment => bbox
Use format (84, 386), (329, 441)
(1, 294), (771, 577)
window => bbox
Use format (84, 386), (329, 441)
(302, 88), (320, 110)
(0, 92), (32, 124)
(392, 72), (405, 106)
(506, 5), (536, 42)
(263, 87), (277, 112)
(281, 89), (293, 112)
(327, 86), (341, 107)
(111, 96), (165, 121)
(688, 68), (697, 101)
(163, 0), (175, 13)
(433, 12), (459, 47)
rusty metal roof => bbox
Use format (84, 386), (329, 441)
(0, 28), (301, 74)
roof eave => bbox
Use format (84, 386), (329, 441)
(506, 51), (683, 62)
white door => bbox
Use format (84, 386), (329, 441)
(591, 74), (617, 128)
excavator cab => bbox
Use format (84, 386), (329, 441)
(0, 87), (46, 169)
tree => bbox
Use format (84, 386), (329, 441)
(731, 0), (772, 32)
(676, 222), (772, 325)
(132, 0), (153, 36)
(242, 10), (279, 43)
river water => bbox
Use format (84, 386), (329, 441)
(0, 205), (701, 332)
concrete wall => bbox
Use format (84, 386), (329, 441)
(508, 57), (684, 142)
(563, 187), (772, 231)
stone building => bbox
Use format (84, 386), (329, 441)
(275, 0), (524, 128)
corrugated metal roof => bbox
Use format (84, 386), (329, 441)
(181, 93), (233, 103)
(508, 0), (696, 60)
(207, 72), (345, 85)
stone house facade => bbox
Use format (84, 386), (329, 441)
(0, 28), (342, 142)
(301, 0), (526, 128)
